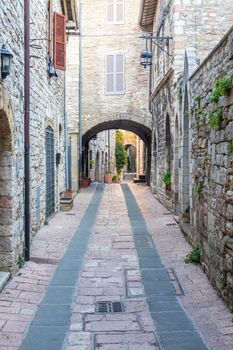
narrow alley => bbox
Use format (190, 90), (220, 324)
(0, 183), (232, 350)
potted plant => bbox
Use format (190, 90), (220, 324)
(112, 175), (119, 183)
(162, 171), (171, 192)
(81, 177), (91, 188)
(104, 170), (112, 183)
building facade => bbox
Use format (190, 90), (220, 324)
(66, 0), (152, 185)
(0, 0), (77, 272)
(88, 130), (116, 182)
(140, 0), (233, 213)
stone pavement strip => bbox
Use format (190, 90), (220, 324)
(0, 183), (232, 349)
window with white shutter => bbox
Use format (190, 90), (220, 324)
(106, 53), (124, 95)
(106, 0), (124, 24)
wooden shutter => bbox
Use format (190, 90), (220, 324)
(54, 12), (66, 70)
(116, 0), (124, 22)
(115, 54), (124, 92)
(106, 54), (124, 94)
(106, 55), (114, 93)
(107, 0), (114, 23)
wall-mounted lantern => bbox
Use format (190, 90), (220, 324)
(140, 35), (173, 69)
(140, 49), (153, 69)
(48, 58), (58, 78)
(1, 45), (13, 80)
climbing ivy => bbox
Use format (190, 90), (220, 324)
(206, 107), (222, 130)
(192, 75), (232, 131)
(162, 171), (171, 186)
(115, 131), (127, 176)
(209, 76), (232, 104)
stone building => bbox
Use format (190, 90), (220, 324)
(140, 0), (233, 213)
(0, 0), (77, 272)
(66, 0), (151, 185)
(88, 130), (116, 182)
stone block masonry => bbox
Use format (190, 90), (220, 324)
(189, 26), (233, 308)
(0, 0), (67, 272)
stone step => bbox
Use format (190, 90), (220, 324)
(133, 178), (147, 183)
(0, 271), (10, 293)
(123, 173), (136, 180)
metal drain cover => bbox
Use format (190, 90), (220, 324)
(96, 301), (124, 313)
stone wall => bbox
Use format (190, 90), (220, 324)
(0, 0), (67, 272)
(30, 0), (66, 233)
(0, 0), (25, 271)
(189, 26), (233, 308)
(150, 0), (233, 212)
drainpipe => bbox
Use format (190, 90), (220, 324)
(108, 130), (110, 172)
(24, 0), (30, 261)
(78, 0), (83, 188)
(64, 71), (69, 191)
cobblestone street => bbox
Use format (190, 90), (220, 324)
(0, 183), (232, 350)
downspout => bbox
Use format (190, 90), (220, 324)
(64, 70), (69, 191)
(108, 130), (110, 172)
(78, 0), (83, 188)
(24, 0), (30, 261)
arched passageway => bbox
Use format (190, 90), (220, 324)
(0, 107), (13, 270)
(82, 120), (151, 183)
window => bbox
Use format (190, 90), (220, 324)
(106, 0), (124, 24)
(106, 53), (124, 94)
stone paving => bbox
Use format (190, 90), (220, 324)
(0, 183), (232, 349)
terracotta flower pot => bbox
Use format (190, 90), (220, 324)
(104, 173), (112, 183)
(81, 178), (91, 188)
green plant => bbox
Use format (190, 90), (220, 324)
(17, 255), (25, 268)
(209, 76), (232, 104)
(185, 246), (201, 264)
(220, 273), (227, 289)
(194, 95), (201, 107)
(112, 175), (118, 181)
(89, 159), (94, 166)
(115, 131), (127, 175)
(207, 107), (222, 130)
(162, 171), (171, 186)
(44, 219), (49, 225)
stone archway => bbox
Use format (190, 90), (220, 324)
(0, 83), (14, 271)
(82, 119), (152, 183)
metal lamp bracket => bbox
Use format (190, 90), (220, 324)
(141, 35), (173, 58)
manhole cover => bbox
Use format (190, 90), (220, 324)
(96, 301), (124, 313)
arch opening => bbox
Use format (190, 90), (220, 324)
(82, 120), (151, 184)
(0, 108), (13, 270)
